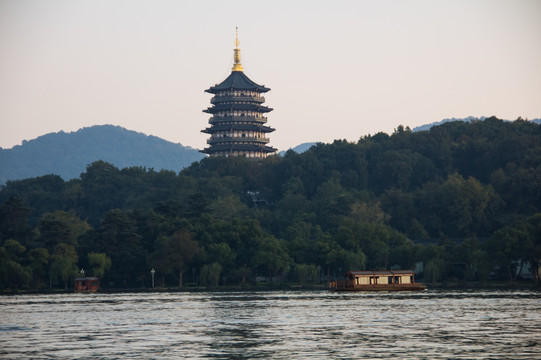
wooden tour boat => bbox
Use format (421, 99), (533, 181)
(74, 277), (100, 293)
(329, 270), (425, 291)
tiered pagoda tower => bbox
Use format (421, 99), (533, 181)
(201, 29), (276, 158)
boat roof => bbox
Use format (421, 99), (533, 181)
(345, 270), (414, 276)
(74, 277), (100, 281)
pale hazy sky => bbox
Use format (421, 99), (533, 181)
(1, 0), (540, 151)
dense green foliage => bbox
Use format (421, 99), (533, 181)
(1, 118), (540, 290)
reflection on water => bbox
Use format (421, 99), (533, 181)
(0, 290), (540, 359)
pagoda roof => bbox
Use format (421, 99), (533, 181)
(201, 143), (277, 154)
(204, 103), (273, 114)
(205, 71), (270, 94)
(202, 123), (275, 134)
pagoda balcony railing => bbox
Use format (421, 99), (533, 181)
(209, 116), (267, 124)
(207, 136), (270, 145)
(211, 95), (265, 104)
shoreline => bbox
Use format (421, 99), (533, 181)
(1, 281), (539, 296)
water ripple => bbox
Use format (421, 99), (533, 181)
(0, 290), (540, 359)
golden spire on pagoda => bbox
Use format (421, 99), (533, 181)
(232, 27), (244, 72)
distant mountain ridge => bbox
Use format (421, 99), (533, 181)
(279, 142), (318, 156)
(0, 125), (205, 183)
(412, 116), (541, 132)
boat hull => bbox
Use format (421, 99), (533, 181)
(74, 277), (100, 293)
(329, 283), (426, 292)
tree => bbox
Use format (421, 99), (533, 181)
(274, 191), (309, 230)
(88, 252), (112, 278)
(416, 174), (502, 237)
(79, 161), (123, 225)
(49, 243), (78, 289)
(206, 242), (235, 270)
(349, 201), (388, 224)
(96, 209), (146, 286)
(200, 262), (223, 287)
(231, 265), (252, 286)
(27, 248), (49, 288)
(470, 249), (491, 283)
(0, 258), (31, 289)
(251, 236), (292, 282)
(185, 193), (209, 218)
(487, 226), (532, 283)
(209, 195), (251, 220)
(148, 236), (172, 287)
(294, 263), (319, 285)
(38, 211), (91, 251)
(371, 150), (414, 193)
(457, 237), (481, 281)
(342, 250), (366, 273)
(312, 178), (355, 231)
(418, 243), (446, 284)
(523, 214), (541, 283)
(335, 219), (411, 270)
(0, 197), (33, 246)
(284, 221), (321, 265)
(0, 243), (32, 289)
(153, 230), (200, 287)
(3, 239), (26, 262)
(424, 258), (445, 285)
(388, 241), (416, 270)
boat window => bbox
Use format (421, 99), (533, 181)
(388, 276), (393, 284)
(394, 276), (400, 284)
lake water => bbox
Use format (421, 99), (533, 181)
(0, 289), (540, 359)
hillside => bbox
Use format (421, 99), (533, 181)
(0, 125), (205, 183)
(1, 117), (540, 290)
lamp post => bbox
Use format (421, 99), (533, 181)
(151, 268), (155, 288)
(80, 269), (85, 277)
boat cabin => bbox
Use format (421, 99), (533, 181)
(348, 270), (415, 285)
(329, 270), (425, 291)
(74, 277), (100, 293)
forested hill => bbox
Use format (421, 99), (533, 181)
(0, 125), (204, 183)
(1, 117), (540, 290)
(411, 116), (541, 132)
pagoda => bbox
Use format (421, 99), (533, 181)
(201, 28), (276, 158)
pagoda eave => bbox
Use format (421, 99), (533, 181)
(203, 104), (273, 114)
(211, 95), (265, 105)
(201, 144), (277, 154)
(202, 124), (275, 134)
(209, 115), (268, 125)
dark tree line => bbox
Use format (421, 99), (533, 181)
(1, 118), (540, 290)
